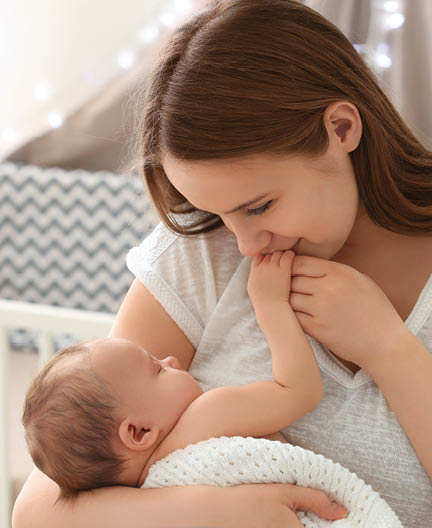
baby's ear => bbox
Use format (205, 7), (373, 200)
(118, 417), (160, 451)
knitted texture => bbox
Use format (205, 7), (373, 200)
(142, 436), (403, 527)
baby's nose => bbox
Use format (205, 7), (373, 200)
(163, 356), (181, 370)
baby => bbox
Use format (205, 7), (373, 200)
(23, 250), (323, 503)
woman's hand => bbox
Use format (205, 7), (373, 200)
(289, 255), (408, 369)
(225, 482), (348, 527)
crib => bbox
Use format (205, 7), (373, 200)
(0, 300), (114, 527)
(0, 162), (155, 526)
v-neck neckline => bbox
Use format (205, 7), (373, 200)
(311, 273), (432, 389)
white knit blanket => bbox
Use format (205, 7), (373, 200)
(142, 436), (403, 527)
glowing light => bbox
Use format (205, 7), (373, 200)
(34, 83), (52, 101)
(117, 51), (135, 70)
(47, 113), (63, 128)
(376, 54), (392, 68)
(139, 25), (160, 44)
(383, 0), (401, 12)
(1, 3), (198, 156)
(384, 12), (405, 29)
(160, 12), (176, 27)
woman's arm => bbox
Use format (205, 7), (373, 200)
(365, 329), (432, 480)
(109, 278), (196, 369)
(13, 466), (347, 528)
(13, 467), (232, 528)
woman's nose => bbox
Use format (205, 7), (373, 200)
(222, 217), (271, 257)
(234, 228), (272, 257)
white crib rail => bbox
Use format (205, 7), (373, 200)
(0, 298), (115, 528)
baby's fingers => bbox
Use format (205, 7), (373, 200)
(270, 250), (284, 265)
(281, 249), (295, 265)
(251, 253), (265, 268)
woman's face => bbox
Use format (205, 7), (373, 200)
(162, 143), (361, 260)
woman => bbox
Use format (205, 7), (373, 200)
(13, 1), (432, 526)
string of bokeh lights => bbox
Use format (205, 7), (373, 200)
(1, 0), (406, 153)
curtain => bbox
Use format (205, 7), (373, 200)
(304, 0), (432, 149)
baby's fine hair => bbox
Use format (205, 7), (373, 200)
(128, 0), (432, 236)
(22, 341), (128, 504)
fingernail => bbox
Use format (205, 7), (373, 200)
(332, 501), (348, 517)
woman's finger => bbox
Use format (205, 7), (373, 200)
(290, 275), (316, 294)
(288, 485), (348, 520)
(251, 253), (265, 267)
(289, 292), (313, 315)
(292, 255), (330, 277)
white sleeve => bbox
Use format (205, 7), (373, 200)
(126, 222), (242, 349)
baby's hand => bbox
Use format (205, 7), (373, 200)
(247, 250), (295, 310)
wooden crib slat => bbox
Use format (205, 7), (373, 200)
(0, 327), (11, 528)
(38, 332), (55, 368)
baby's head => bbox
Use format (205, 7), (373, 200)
(22, 337), (202, 503)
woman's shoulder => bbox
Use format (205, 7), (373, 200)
(127, 221), (242, 272)
(125, 222), (246, 341)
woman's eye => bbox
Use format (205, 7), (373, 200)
(246, 200), (272, 216)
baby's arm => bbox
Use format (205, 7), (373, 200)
(163, 251), (322, 453)
(247, 250), (322, 403)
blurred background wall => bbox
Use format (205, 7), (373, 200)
(1, 0), (431, 174)
(0, 0), (198, 172)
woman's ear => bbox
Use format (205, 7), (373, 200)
(118, 417), (160, 451)
(323, 101), (363, 153)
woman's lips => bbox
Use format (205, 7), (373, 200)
(262, 239), (302, 255)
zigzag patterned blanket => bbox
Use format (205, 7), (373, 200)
(0, 162), (154, 314)
(142, 436), (403, 527)
(1, 162), (155, 350)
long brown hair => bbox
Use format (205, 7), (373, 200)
(129, 0), (432, 235)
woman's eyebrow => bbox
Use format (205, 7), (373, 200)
(223, 193), (270, 214)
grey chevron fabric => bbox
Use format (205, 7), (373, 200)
(0, 162), (156, 350)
